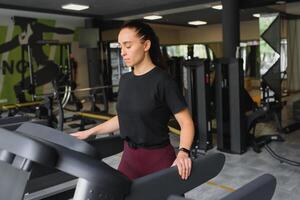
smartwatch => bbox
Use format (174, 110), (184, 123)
(178, 147), (190, 156)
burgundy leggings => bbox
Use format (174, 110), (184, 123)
(118, 141), (176, 180)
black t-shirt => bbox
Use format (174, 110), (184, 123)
(116, 67), (187, 146)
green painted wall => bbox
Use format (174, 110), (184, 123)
(0, 17), (82, 105)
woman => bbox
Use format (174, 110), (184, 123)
(71, 20), (194, 180)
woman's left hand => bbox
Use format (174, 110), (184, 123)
(172, 151), (192, 180)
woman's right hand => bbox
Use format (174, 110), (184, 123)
(70, 129), (93, 140)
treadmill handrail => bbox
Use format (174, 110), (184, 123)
(14, 124), (132, 196)
(220, 174), (276, 200)
(167, 173), (276, 200)
(16, 122), (97, 157)
(125, 153), (225, 200)
(88, 134), (124, 158)
(48, 141), (131, 188)
(0, 128), (57, 166)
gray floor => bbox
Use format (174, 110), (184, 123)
(187, 93), (300, 200)
(188, 139), (300, 200)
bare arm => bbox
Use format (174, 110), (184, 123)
(175, 108), (194, 151)
(172, 108), (195, 180)
(71, 115), (119, 140)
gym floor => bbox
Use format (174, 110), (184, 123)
(64, 93), (300, 200)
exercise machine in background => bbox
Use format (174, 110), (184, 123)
(183, 59), (213, 154)
(214, 58), (285, 154)
(215, 58), (247, 154)
(15, 40), (75, 107)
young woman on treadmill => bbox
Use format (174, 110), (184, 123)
(71, 20), (194, 180)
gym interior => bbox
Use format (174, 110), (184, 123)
(0, 0), (300, 199)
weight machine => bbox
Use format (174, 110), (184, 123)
(16, 40), (74, 107)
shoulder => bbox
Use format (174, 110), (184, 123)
(154, 67), (178, 91)
(155, 67), (173, 82)
(156, 67), (176, 85)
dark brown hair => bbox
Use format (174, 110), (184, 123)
(121, 20), (166, 69)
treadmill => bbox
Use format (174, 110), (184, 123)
(0, 122), (226, 200)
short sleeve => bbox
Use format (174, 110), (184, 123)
(162, 77), (187, 114)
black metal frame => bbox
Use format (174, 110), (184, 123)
(183, 59), (213, 152)
(215, 58), (246, 154)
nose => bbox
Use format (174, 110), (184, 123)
(120, 47), (126, 57)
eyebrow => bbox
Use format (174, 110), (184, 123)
(122, 41), (132, 45)
(118, 41), (133, 47)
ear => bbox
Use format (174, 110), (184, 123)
(144, 40), (151, 52)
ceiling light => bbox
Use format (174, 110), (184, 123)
(212, 5), (223, 10)
(143, 15), (163, 20)
(276, 1), (286, 4)
(188, 20), (207, 26)
(62, 3), (89, 11)
(253, 13), (261, 18)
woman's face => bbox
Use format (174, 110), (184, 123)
(118, 28), (150, 67)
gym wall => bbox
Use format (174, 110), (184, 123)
(0, 9), (89, 105)
(102, 20), (260, 44)
(102, 18), (287, 59)
(101, 20), (261, 59)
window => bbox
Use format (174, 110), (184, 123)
(193, 44), (207, 59)
(164, 44), (214, 60)
(166, 45), (188, 58)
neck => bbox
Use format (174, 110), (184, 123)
(133, 56), (156, 76)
